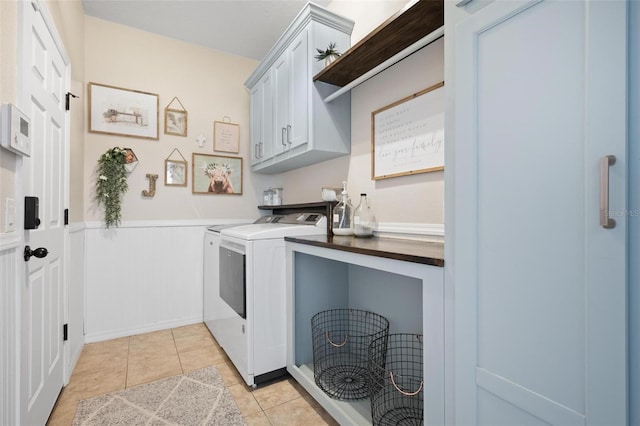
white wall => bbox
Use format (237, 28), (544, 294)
(83, 17), (262, 224)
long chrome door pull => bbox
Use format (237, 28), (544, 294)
(599, 155), (616, 229)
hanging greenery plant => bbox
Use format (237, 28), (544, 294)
(96, 147), (129, 228)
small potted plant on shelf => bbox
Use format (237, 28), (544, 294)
(315, 42), (341, 67)
(95, 146), (129, 228)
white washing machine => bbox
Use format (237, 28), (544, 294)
(204, 213), (327, 386)
(204, 223), (247, 340)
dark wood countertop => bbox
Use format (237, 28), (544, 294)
(285, 234), (444, 267)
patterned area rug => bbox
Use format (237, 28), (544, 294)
(72, 366), (246, 425)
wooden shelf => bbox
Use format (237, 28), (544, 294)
(313, 0), (444, 88)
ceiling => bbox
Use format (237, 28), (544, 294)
(82, 0), (332, 61)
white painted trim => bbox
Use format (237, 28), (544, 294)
(84, 218), (253, 229)
(82, 219), (443, 236)
(0, 234), (21, 252)
(68, 222), (85, 234)
(376, 222), (444, 237)
(84, 315), (203, 343)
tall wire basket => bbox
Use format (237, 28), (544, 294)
(312, 309), (390, 400)
(368, 333), (424, 425)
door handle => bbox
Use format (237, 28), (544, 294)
(281, 127), (287, 147)
(287, 124), (292, 145)
(599, 155), (616, 229)
(24, 245), (48, 261)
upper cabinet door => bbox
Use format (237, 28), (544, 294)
(249, 80), (263, 165)
(250, 71), (274, 166)
(453, 1), (627, 425)
(273, 52), (290, 157)
(288, 28), (309, 150)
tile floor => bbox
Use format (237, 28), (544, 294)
(47, 323), (338, 425)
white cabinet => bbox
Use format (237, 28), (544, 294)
(245, 3), (353, 174)
(249, 70), (273, 166)
(273, 28), (309, 158)
(450, 1), (627, 425)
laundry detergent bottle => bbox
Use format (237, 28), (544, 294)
(332, 181), (353, 236)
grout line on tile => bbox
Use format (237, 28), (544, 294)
(124, 336), (131, 389)
(171, 327), (186, 374)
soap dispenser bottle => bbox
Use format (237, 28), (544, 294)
(353, 193), (376, 237)
(332, 181), (353, 236)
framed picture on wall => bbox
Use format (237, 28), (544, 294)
(88, 82), (159, 140)
(165, 159), (187, 186)
(213, 119), (240, 153)
(165, 109), (187, 136)
(371, 81), (445, 179)
(164, 97), (188, 137)
(192, 153), (242, 195)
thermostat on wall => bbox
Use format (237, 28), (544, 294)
(0, 104), (31, 157)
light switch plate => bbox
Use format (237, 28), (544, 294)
(5, 198), (16, 233)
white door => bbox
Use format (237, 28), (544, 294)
(19, 1), (69, 424)
(453, 1), (627, 425)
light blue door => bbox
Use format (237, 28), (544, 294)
(453, 1), (627, 424)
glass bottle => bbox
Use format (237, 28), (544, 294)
(353, 193), (376, 237)
(332, 181), (353, 236)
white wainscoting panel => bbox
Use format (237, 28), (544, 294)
(85, 224), (208, 342)
(0, 246), (19, 425)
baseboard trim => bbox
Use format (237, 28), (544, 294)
(84, 315), (204, 343)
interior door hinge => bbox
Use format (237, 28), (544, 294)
(63, 323), (68, 341)
(65, 92), (78, 111)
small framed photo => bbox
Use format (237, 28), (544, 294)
(165, 159), (187, 186)
(213, 120), (240, 153)
(165, 109), (187, 136)
(192, 153), (242, 195)
(88, 82), (159, 140)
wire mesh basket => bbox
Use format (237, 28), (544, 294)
(368, 333), (424, 426)
(312, 309), (390, 400)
